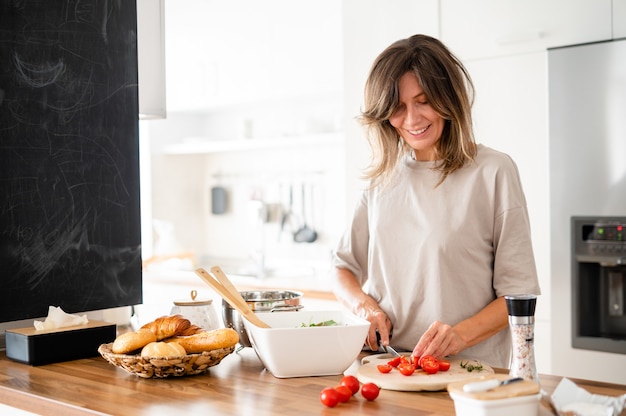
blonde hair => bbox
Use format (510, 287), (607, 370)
(360, 34), (477, 188)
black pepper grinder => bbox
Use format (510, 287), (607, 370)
(505, 294), (539, 382)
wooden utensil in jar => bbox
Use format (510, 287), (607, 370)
(194, 267), (270, 328)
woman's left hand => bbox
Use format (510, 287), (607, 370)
(411, 320), (465, 360)
(411, 298), (509, 360)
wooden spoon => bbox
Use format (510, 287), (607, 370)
(194, 267), (270, 328)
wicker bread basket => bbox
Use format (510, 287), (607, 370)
(98, 343), (235, 378)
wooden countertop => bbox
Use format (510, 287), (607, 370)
(0, 348), (624, 416)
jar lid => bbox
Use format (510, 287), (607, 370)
(173, 290), (213, 306)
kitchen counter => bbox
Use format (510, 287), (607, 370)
(1, 348), (625, 415)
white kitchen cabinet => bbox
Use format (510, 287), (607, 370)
(164, 0), (342, 112)
(465, 52), (551, 372)
(615, 0), (626, 38)
(137, 0), (166, 119)
(440, 0), (612, 61)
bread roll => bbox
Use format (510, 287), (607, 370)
(141, 341), (187, 359)
(141, 314), (192, 340)
(112, 328), (156, 354)
(168, 328), (239, 354)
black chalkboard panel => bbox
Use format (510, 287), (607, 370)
(0, 0), (142, 322)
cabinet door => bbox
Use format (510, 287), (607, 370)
(441, 0), (612, 61)
(615, 0), (626, 39)
(164, 0), (343, 112)
(137, 0), (166, 119)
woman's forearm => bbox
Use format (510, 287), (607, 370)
(452, 296), (509, 348)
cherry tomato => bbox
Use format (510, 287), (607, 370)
(387, 356), (402, 367)
(340, 375), (360, 395)
(438, 359), (451, 372)
(377, 364), (393, 373)
(320, 387), (340, 407)
(412, 355), (421, 368)
(419, 355), (440, 374)
(334, 385), (352, 403)
(398, 363), (416, 376)
(360, 382), (380, 401)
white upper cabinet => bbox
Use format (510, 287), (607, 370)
(440, 0), (612, 61)
(164, 0), (342, 112)
(615, 0), (626, 39)
(137, 0), (166, 119)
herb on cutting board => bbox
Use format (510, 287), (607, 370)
(460, 360), (484, 372)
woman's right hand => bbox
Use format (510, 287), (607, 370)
(361, 304), (392, 350)
(331, 267), (393, 350)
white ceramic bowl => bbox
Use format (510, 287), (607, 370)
(449, 391), (541, 416)
(242, 309), (369, 378)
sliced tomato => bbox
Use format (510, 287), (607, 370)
(399, 355), (411, 366)
(438, 359), (451, 372)
(419, 355), (440, 374)
(398, 363), (416, 376)
(377, 364), (393, 373)
(387, 356), (403, 367)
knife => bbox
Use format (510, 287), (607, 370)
(376, 330), (402, 357)
(385, 345), (402, 358)
(462, 377), (524, 393)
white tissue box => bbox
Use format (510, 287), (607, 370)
(5, 320), (116, 365)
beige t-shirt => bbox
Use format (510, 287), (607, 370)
(332, 145), (541, 368)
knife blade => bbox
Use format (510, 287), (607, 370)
(462, 377), (524, 393)
(385, 345), (402, 358)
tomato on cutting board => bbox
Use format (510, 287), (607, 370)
(377, 364), (393, 373)
(418, 355), (440, 374)
(387, 356), (403, 367)
(398, 363), (416, 376)
(438, 359), (451, 372)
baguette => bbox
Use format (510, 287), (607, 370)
(168, 328), (239, 354)
(111, 328), (157, 354)
(141, 314), (192, 341)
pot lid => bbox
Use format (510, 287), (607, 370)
(173, 290), (213, 306)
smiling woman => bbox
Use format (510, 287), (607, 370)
(331, 34), (541, 369)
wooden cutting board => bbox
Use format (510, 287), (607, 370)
(357, 354), (494, 392)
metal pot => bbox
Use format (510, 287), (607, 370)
(222, 290), (303, 348)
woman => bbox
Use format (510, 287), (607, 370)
(331, 34), (540, 368)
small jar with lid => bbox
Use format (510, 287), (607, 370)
(170, 290), (220, 331)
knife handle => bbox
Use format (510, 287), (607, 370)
(463, 379), (501, 393)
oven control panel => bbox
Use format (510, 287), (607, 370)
(573, 217), (626, 263)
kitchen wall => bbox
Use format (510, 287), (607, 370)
(142, 0), (626, 384)
(144, 0), (344, 277)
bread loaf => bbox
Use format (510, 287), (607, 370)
(141, 314), (192, 340)
(168, 328), (239, 354)
(112, 328), (157, 354)
(141, 341), (187, 359)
